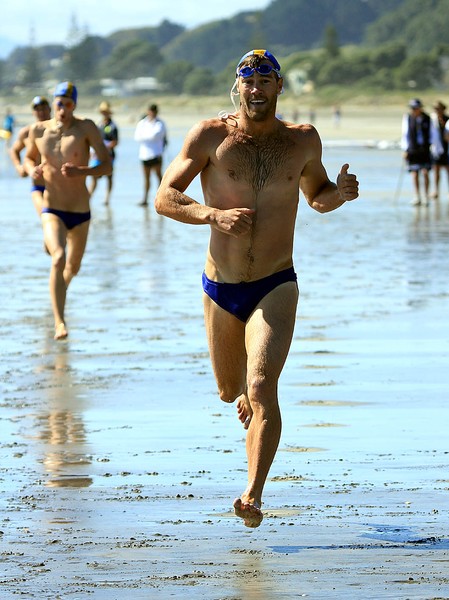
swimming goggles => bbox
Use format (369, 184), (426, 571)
(237, 64), (280, 78)
(56, 99), (75, 109)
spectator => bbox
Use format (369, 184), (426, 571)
(134, 104), (167, 206)
(89, 101), (119, 206)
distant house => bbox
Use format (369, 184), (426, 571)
(100, 77), (166, 97)
(287, 69), (314, 96)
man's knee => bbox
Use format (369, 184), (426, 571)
(65, 260), (82, 277)
(247, 374), (277, 407)
(218, 382), (244, 404)
(52, 249), (66, 271)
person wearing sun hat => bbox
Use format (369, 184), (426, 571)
(24, 81), (112, 340)
(89, 100), (119, 205)
(155, 49), (359, 529)
(9, 95), (51, 217)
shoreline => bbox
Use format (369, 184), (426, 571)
(3, 92), (440, 144)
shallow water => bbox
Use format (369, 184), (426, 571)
(0, 125), (448, 598)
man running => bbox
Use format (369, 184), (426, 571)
(155, 50), (359, 527)
(10, 96), (51, 217)
(25, 82), (112, 339)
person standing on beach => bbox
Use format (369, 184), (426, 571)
(25, 82), (112, 340)
(9, 96), (51, 217)
(401, 98), (441, 206)
(430, 100), (449, 199)
(89, 100), (119, 206)
(134, 103), (167, 206)
(155, 49), (359, 528)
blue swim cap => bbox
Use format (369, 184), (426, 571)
(31, 95), (49, 109)
(54, 81), (78, 104)
(235, 49), (281, 74)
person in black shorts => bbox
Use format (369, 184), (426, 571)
(431, 101), (449, 199)
(134, 104), (167, 206)
(89, 101), (119, 205)
(401, 98), (442, 206)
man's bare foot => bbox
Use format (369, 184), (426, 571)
(54, 322), (68, 340)
(236, 395), (252, 429)
(233, 498), (263, 528)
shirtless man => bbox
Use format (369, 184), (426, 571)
(9, 96), (51, 217)
(25, 82), (112, 340)
(155, 50), (359, 528)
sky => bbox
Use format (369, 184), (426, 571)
(1, 0), (272, 50)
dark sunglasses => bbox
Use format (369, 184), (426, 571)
(238, 64), (280, 78)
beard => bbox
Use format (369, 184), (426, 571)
(240, 94), (278, 121)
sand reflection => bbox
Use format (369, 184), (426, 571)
(229, 551), (280, 600)
(33, 344), (93, 488)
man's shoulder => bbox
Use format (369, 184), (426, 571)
(282, 121), (320, 143)
(76, 116), (96, 128)
(283, 120), (317, 133)
(179, 118), (229, 157)
(191, 116), (231, 135)
(30, 119), (51, 135)
(185, 117), (229, 146)
(75, 117), (101, 137)
(17, 124), (31, 139)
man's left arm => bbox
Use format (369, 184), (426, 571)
(300, 129), (359, 213)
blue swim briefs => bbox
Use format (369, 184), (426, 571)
(41, 207), (91, 230)
(202, 266), (297, 322)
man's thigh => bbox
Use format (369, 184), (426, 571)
(66, 221), (90, 266)
(41, 213), (67, 254)
(245, 281), (299, 384)
(31, 191), (44, 217)
(203, 293), (247, 397)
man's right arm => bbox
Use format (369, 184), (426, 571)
(24, 124), (43, 179)
(9, 127), (28, 177)
(155, 122), (214, 224)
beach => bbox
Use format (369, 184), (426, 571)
(0, 101), (448, 599)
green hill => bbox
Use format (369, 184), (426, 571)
(1, 0), (449, 96)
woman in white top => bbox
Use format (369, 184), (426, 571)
(134, 104), (167, 206)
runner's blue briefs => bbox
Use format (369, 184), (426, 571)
(202, 266), (297, 322)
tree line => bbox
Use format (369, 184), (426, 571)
(1, 0), (448, 97)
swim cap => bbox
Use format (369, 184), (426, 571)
(235, 49), (281, 74)
(31, 96), (49, 109)
(54, 81), (78, 104)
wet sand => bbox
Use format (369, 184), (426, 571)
(0, 105), (449, 598)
